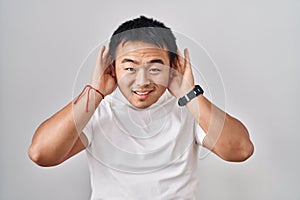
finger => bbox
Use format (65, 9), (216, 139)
(96, 46), (105, 65)
(103, 46), (116, 77)
(107, 54), (113, 67)
(177, 48), (183, 58)
(170, 64), (182, 80)
(171, 56), (180, 75)
(91, 46), (106, 85)
(183, 48), (195, 88)
(110, 64), (116, 77)
(93, 46), (105, 73)
(183, 48), (192, 73)
(102, 46), (111, 67)
(104, 63), (112, 74)
(176, 49), (185, 74)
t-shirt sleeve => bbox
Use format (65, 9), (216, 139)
(82, 116), (94, 146)
(194, 122), (207, 145)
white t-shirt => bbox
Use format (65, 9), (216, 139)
(83, 88), (206, 200)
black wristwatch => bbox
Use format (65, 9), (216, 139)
(178, 85), (204, 106)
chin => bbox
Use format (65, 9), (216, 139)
(130, 101), (153, 109)
(129, 97), (161, 109)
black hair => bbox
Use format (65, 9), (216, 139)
(109, 16), (178, 64)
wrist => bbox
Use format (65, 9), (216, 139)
(178, 85), (204, 107)
(88, 83), (106, 96)
(74, 85), (104, 112)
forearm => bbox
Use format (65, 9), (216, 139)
(28, 89), (102, 166)
(186, 95), (254, 161)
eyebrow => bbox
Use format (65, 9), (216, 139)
(121, 58), (165, 64)
(149, 59), (164, 65)
(121, 58), (137, 64)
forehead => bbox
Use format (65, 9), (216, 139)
(115, 41), (170, 61)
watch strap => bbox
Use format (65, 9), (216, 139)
(178, 85), (204, 106)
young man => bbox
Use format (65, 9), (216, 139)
(28, 16), (254, 199)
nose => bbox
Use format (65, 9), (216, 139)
(135, 68), (150, 86)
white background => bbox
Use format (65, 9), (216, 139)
(1, 0), (299, 199)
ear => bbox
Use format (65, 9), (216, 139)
(110, 61), (116, 77)
(171, 55), (179, 73)
(168, 57), (177, 83)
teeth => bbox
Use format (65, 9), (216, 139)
(135, 91), (150, 95)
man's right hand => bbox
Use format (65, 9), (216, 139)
(90, 46), (117, 97)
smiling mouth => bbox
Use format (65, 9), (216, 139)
(134, 91), (152, 95)
(132, 89), (154, 99)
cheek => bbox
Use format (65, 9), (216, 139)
(116, 73), (135, 89)
(150, 73), (170, 87)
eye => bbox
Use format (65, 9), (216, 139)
(149, 68), (161, 73)
(125, 67), (136, 72)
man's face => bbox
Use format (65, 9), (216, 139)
(114, 41), (171, 109)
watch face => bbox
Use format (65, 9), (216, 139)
(194, 85), (204, 95)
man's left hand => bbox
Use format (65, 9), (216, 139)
(168, 48), (195, 98)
